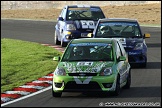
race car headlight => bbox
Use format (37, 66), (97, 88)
(100, 68), (112, 76)
(66, 24), (76, 30)
(54, 68), (66, 76)
(134, 43), (143, 50)
(64, 31), (71, 38)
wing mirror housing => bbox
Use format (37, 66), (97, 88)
(53, 56), (60, 61)
(144, 33), (151, 38)
(58, 17), (64, 21)
(117, 56), (126, 62)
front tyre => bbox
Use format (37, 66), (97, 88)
(61, 40), (67, 47)
(54, 31), (61, 45)
(112, 75), (120, 96)
(52, 86), (62, 97)
(140, 57), (147, 68)
(140, 62), (147, 68)
(123, 69), (131, 89)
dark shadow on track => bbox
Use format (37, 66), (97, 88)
(130, 62), (161, 69)
(147, 43), (161, 48)
(56, 86), (161, 98)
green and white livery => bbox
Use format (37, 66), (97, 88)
(52, 38), (131, 97)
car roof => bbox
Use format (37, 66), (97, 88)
(65, 5), (101, 8)
(99, 18), (138, 23)
(70, 38), (117, 44)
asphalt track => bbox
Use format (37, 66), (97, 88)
(1, 19), (161, 107)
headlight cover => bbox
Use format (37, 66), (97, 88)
(54, 68), (66, 76)
(134, 43), (143, 50)
(66, 24), (76, 30)
(100, 67), (112, 76)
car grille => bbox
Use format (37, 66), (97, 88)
(68, 73), (97, 76)
(63, 81), (102, 92)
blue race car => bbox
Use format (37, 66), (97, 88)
(54, 5), (105, 47)
(88, 18), (151, 67)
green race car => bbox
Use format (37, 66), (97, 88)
(52, 38), (131, 97)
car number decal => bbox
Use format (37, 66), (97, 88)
(80, 20), (95, 29)
(77, 62), (93, 66)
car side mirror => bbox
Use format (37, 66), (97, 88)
(144, 33), (151, 38)
(118, 56), (126, 62)
(58, 17), (64, 21)
(87, 33), (93, 37)
(53, 56), (60, 61)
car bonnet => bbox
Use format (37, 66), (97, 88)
(57, 61), (114, 73)
(113, 37), (144, 48)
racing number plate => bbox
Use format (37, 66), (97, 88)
(81, 33), (88, 37)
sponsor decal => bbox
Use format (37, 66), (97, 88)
(62, 62), (112, 85)
(128, 52), (140, 55)
(77, 62), (93, 66)
(80, 20), (95, 29)
(63, 62), (107, 73)
(100, 22), (138, 26)
(81, 33), (88, 37)
(90, 8), (101, 11)
(70, 43), (110, 46)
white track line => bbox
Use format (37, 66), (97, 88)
(42, 76), (53, 78)
(32, 80), (52, 84)
(1, 86), (52, 107)
(19, 85), (45, 90)
(4, 91), (31, 96)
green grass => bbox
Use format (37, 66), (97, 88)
(1, 38), (62, 93)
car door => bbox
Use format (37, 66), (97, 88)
(115, 41), (126, 85)
(117, 41), (129, 84)
(56, 7), (66, 41)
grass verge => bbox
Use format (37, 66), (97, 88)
(1, 38), (62, 93)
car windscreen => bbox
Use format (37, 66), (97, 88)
(66, 7), (105, 20)
(95, 21), (142, 38)
(61, 43), (114, 62)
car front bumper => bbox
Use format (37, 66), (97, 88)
(127, 50), (147, 64)
(52, 75), (117, 92)
(62, 30), (93, 43)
